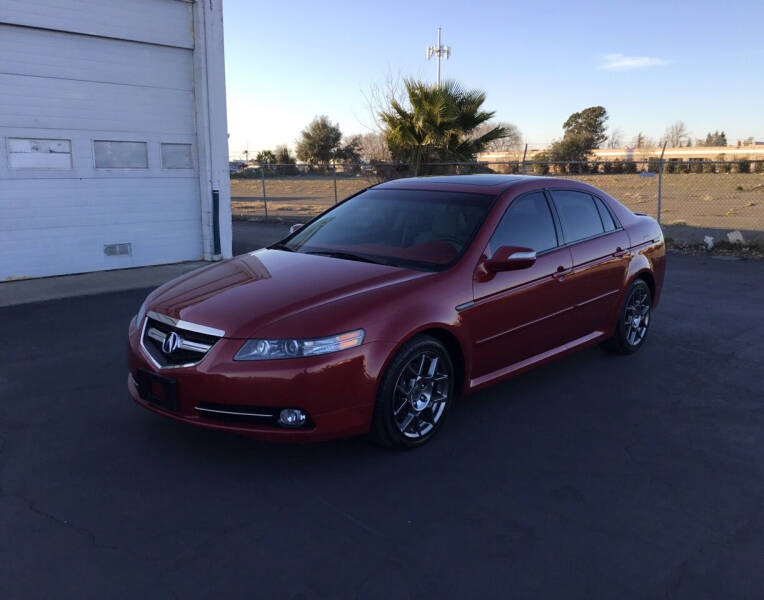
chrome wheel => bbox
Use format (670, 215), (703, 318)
(392, 351), (450, 439)
(624, 285), (650, 346)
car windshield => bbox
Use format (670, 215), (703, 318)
(274, 188), (495, 271)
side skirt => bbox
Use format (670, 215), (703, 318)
(468, 330), (607, 391)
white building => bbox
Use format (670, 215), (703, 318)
(0, 0), (232, 280)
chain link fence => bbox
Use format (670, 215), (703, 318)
(231, 160), (764, 245)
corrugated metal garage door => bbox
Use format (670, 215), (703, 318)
(0, 0), (203, 279)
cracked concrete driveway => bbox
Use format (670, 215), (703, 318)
(1, 229), (763, 598)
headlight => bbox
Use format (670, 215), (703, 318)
(234, 329), (365, 361)
(136, 296), (149, 326)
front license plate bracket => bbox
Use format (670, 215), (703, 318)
(135, 368), (178, 412)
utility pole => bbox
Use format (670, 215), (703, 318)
(426, 27), (450, 86)
(657, 141), (667, 225)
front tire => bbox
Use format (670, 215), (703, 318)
(603, 279), (652, 354)
(370, 335), (455, 448)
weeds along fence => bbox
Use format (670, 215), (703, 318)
(230, 160), (764, 244)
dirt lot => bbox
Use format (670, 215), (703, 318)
(563, 172), (764, 232)
(231, 173), (764, 236)
(231, 176), (370, 219)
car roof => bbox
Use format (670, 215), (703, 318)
(373, 174), (547, 195)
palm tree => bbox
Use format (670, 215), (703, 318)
(379, 79), (508, 175)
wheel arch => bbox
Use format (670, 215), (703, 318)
(633, 269), (655, 300)
(417, 327), (467, 398)
(378, 325), (469, 399)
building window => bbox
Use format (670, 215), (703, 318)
(161, 143), (193, 169)
(94, 141), (148, 169)
(7, 138), (72, 169)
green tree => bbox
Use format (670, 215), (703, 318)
(296, 116), (343, 166)
(703, 131), (728, 146)
(548, 135), (594, 163)
(548, 106), (609, 162)
(272, 144), (298, 175)
(255, 150), (276, 164)
(333, 135), (362, 163)
(273, 145), (295, 164)
(532, 151), (550, 174)
(379, 79), (508, 174)
(562, 106), (608, 147)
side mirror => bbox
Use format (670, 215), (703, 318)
(289, 223), (304, 235)
(484, 246), (536, 272)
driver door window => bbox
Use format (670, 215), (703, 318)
(487, 192), (558, 254)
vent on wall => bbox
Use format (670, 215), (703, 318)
(104, 243), (132, 256)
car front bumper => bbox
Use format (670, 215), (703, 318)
(127, 316), (395, 442)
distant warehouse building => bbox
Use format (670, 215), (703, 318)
(0, 0), (231, 280)
(478, 144), (764, 164)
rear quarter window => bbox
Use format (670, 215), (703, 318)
(593, 196), (617, 232)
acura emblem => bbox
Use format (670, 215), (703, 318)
(162, 331), (181, 355)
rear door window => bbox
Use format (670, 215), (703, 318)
(551, 190), (605, 243)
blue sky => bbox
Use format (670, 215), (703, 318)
(223, 0), (764, 156)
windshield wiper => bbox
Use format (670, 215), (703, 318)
(304, 250), (388, 265)
(269, 242), (294, 252)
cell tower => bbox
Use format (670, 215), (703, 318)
(426, 27), (450, 86)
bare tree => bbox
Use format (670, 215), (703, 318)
(357, 132), (391, 162)
(631, 131), (654, 149)
(361, 68), (407, 132)
(607, 128), (623, 148)
(664, 121), (690, 147)
(471, 122), (522, 152)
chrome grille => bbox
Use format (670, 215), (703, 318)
(140, 311), (223, 368)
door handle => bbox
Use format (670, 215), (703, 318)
(614, 246), (629, 258)
(553, 265), (567, 280)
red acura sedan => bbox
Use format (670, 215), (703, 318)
(127, 175), (665, 447)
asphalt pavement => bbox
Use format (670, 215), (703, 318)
(1, 224), (763, 599)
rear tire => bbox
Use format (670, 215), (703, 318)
(603, 279), (652, 355)
(370, 335), (454, 449)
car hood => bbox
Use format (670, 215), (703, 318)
(147, 249), (427, 338)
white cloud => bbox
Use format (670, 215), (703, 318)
(597, 53), (670, 70)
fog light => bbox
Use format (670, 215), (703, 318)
(278, 408), (307, 428)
